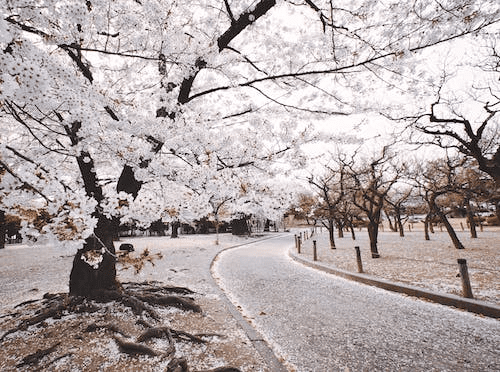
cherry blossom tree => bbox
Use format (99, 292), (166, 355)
(1, 0), (499, 297)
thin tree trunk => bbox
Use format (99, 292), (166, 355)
(385, 209), (397, 232)
(430, 196), (464, 249)
(327, 219), (336, 248)
(396, 214), (405, 237)
(424, 213), (431, 241)
(465, 199), (477, 239)
(0, 210), (5, 249)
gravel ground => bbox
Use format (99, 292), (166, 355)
(213, 234), (500, 372)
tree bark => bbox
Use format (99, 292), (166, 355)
(327, 219), (336, 248)
(367, 220), (380, 258)
(465, 198), (477, 239)
(0, 210), (5, 249)
(69, 217), (118, 297)
(429, 195), (465, 249)
(171, 221), (180, 238)
(424, 213), (431, 241)
(396, 213), (405, 237)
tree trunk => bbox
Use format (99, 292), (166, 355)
(385, 209), (397, 232)
(396, 214), (405, 237)
(430, 196), (464, 249)
(264, 219), (271, 232)
(336, 219), (344, 238)
(171, 221), (180, 238)
(465, 199), (477, 239)
(424, 213), (431, 241)
(349, 220), (356, 241)
(69, 217), (118, 297)
(0, 210), (5, 249)
(327, 219), (336, 248)
(367, 220), (380, 258)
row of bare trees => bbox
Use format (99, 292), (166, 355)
(296, 148), (498, 258)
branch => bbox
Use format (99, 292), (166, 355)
(185, 18), (500, 103)
(217, 0), (276, 51)
(0, 159), (51, 203)
(177, 0), (276, 104)
(59, 44), (93, 83)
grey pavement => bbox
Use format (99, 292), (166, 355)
(212, 234), (500, 372)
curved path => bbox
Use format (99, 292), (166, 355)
(212, 234), (500, 372)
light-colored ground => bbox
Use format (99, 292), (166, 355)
(213, 236), (500, 372)
(0, 234), (273, 372)
(294, 219), (500, 306)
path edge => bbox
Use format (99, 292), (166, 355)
(289, 248), (500, 319)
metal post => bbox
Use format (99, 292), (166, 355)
(355, 246), (363, 273)
(313, 240), (317, 261)
(457, 259), (473, 298)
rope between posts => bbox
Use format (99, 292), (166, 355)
(91, 233), (117, 259)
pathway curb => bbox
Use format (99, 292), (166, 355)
(289, 248), (500, 319)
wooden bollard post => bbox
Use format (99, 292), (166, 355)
(457, 259), (473, 298)
(313, 240), (317, 261)
(355, 246), (363, 273)
(297, 236), (301, 254)
(294, 234), (298, 249)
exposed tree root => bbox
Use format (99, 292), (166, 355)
(84, 322), (130, 337)
(196, 368), (242, 372)
(134, 294), (202, 313)
(165, 357), (242, 372)
(0, 295), (91, 342)
(122, 281), (196, 295)
(114, 336), (160, 356)
(0, 281), (244, 371)
(167, 357), (189, 372)
(16, 342), (61, 368)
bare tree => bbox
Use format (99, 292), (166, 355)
(345, 146), (401, 258)
(410, 74), (500, 223)
(415, 156), (471, 249)
(307, 162), (348, 249)
(384, 187), (413, 237)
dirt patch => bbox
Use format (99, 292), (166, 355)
(0, 284), (270, 372)
(295, 220), (500, 306)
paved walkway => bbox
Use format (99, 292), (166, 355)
(212, 234), (500, 371)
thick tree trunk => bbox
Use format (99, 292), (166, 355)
(69, 217), (118, 297)
(171, 221), (180, 238)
